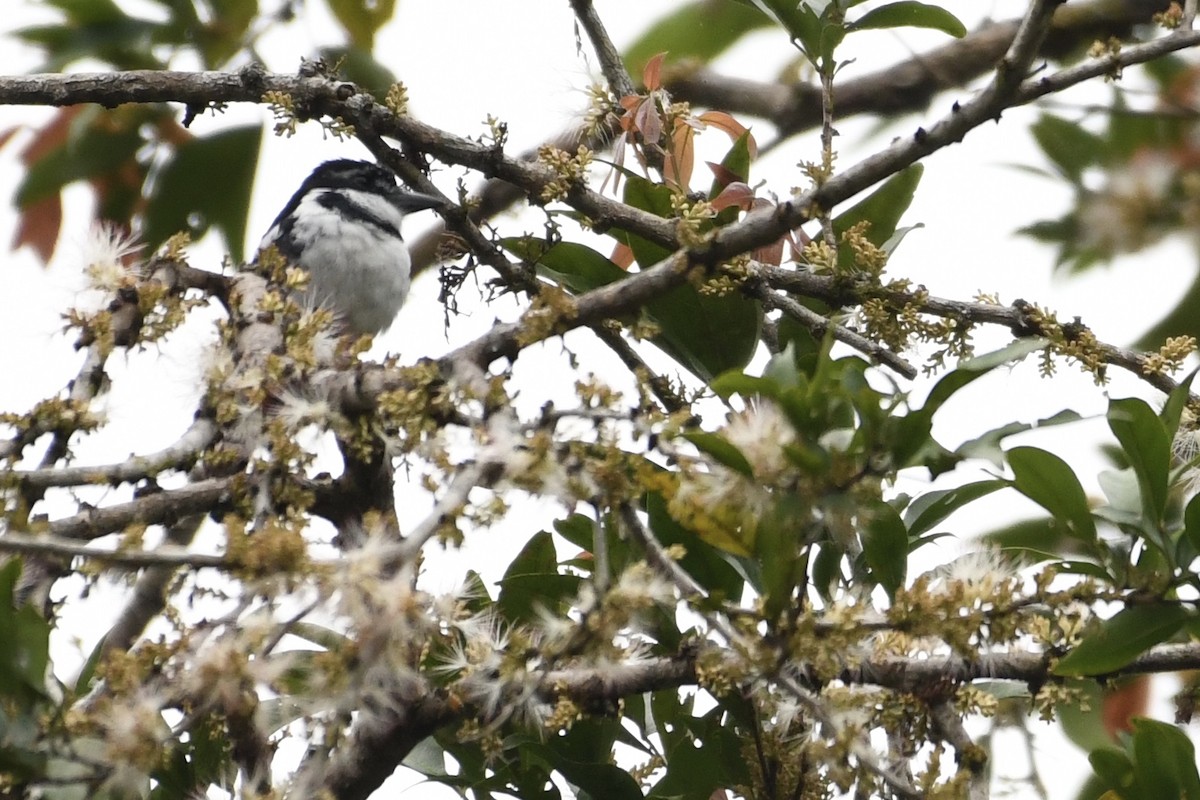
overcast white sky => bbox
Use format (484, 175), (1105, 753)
(0, 1), (1193, 797)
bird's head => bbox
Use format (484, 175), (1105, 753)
(297, 159), (443, 216)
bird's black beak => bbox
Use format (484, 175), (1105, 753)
(389, 188), (443, 213)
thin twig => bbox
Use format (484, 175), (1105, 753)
(10, 418), (217, 489)
(759, 265), (1192, 398)
(568, 0), (636, 99)
(756, 285), (918, 378)
(0, 531), (229, 569)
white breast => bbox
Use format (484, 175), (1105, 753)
(260, 189), (412, 335)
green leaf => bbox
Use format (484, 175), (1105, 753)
(683, 431), (754, 478)
(497, 531), (578, 623)
(143, 124), (262, 261)
(1030, 114), (1106, 185)
(646, 492), (746, 600)
(324, 0), (396, 49)
(0, 561), (52, 710)
(931, 339), (1048, 410)
(1107, 397), (1171, 528)
(1058, 680), (1114, 752)
(1098, 467), (1145, 525)
(46, 0), (127, 25)
(504, 236), (761, 382)
(197, 0), (257, 67)
(504, 238), (627, 293)
(286, 622), (350, 651)
(904, 480), (1007, 538)
(623, 174), (676, 234)
(1130, 719), (1200, 800)
(831, 164), (923, 271)
(151, 714), (234, 798)
(955, 409), (1085, 468)
(861, 499), (907, 598)
(709, 130), (754, 200)
(1054, 604), (1188, 676)
(1136, 270), (1200, 352)
(16, 117), (145, 208)
(848, 1), (966, 37)
(891, 338), (1046, 469)
(646, 285), (761, 382)
(559, 760), (644, 800)
(1107, 88), (1187, 160)
(1089, 747), (1136, 793)
(973, 679), (1032, 702)
(652, 707), (752, 797)
(1185, 494), (1200, 564)
(73, 635), (107, 695)
(756, 494), (806, 618)
(982, 517), (1093, 563)
(811, 541), (842, 600)
(402, 737), (450, 778)
(617, 176), (762, 381)
(711, 371), (784, 400)
(21, 1), (170, 70)
(1161, 367), (1199, 441)
(1007, 446), (1097, 544)
(18, 18), (167, 71)
(623, 0), (770, 78)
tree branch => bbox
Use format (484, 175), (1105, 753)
(667, 0), (1171, 138)
(759, 265), (1191, 395)
(569, 0), (636, 100)
(753, 284), (918, 378)
(37, 476), (233, 541)
(0, 530), (228, 569)
(10, 418), (216, 490)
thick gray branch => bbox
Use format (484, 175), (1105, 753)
(37, 477), (232, 541)
(10, 418), (216, 490)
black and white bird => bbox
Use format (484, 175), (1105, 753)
(260, 159), (442, 335)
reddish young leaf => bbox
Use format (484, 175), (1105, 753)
(1102, 676), (1150, 739)
(754, 238), (784, 266)
(664, 121), (695, 190)
(13, 193), (62, 265)
(787, 226), (811, 261)
(706, 160), (745, 189)
(698, 110), (758, 159)
(20, 108), (80, 165)
(0, 127), (20, 153)
(610, 241), (636, 270)
(635, 97), (662, 147)
(603, 137), (628, 194)
(643, 52), (667, 92)
(711, 181), (755, 212)
(11, 109), (85, 264)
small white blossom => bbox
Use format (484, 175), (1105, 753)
(273, 387), (335, 430)
(940, 548), (1013, 585)
(294, 308), (341, 365)
(82, 223), (142, 291)
(1108, 151), (1175, 203)
(104, 690), (167, 762)
(669, 466), (772, 543)
(1079, 152), (1177, 255)
(1172, 410), (1200, 496)
(608, 562), (676, 609)
(928, 547), (1017, 605)
(723, 399), (795, 482)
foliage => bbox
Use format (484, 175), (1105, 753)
(3, 1), (1200, 800)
